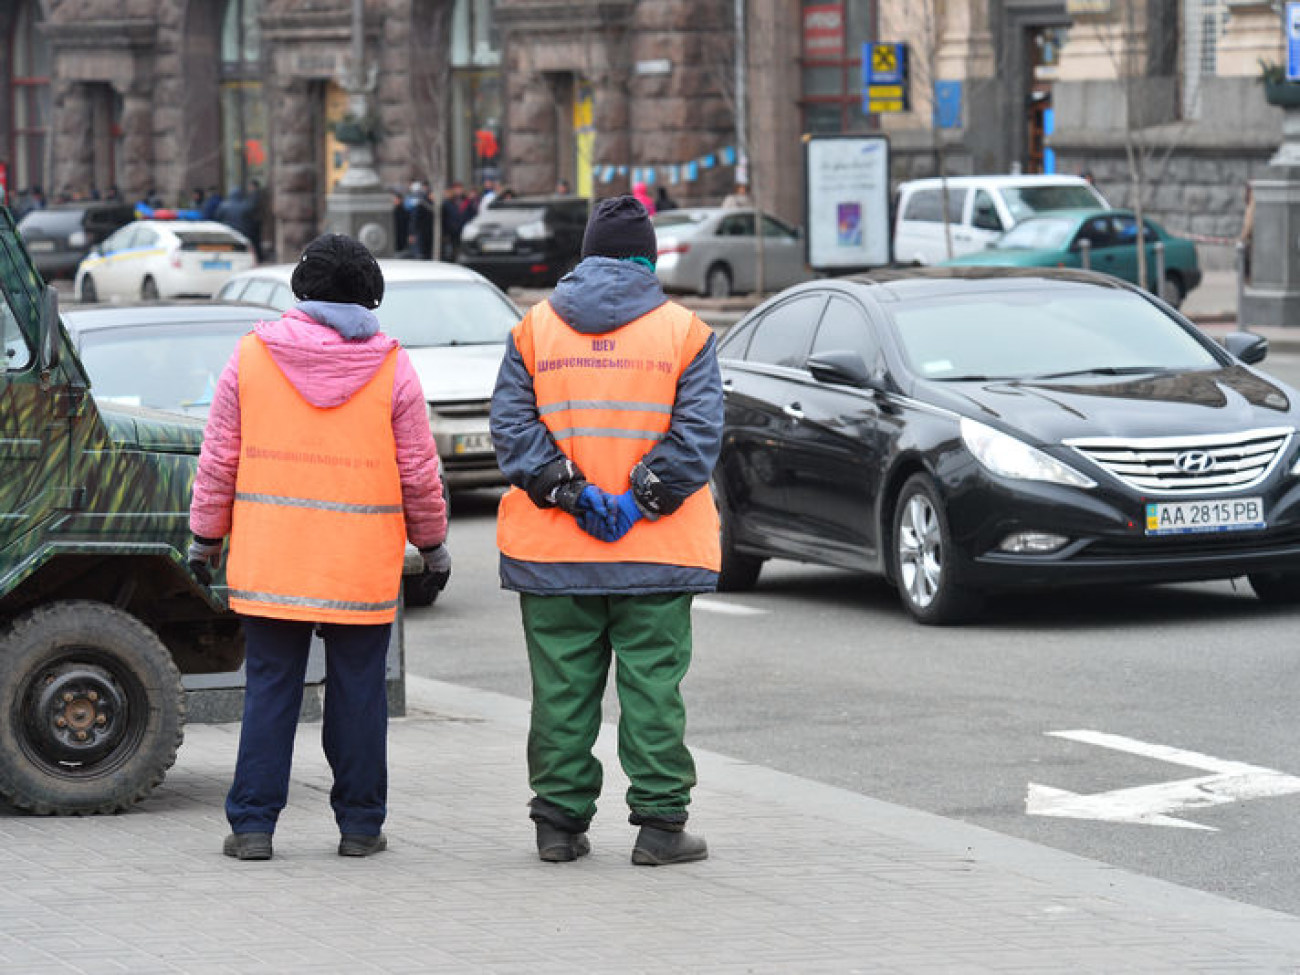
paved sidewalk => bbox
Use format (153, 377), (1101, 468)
(5, 677), (1300, 973)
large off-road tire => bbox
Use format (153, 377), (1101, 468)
(0, 601), (185, 815)
(891, 474), (981, 625)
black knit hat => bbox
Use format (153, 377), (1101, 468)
(580, 195), (657, 262)
(290, 233), (385, 309)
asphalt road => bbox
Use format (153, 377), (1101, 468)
(406, 349), (1300, 918)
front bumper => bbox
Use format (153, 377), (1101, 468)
(943, 464), (1300, 591)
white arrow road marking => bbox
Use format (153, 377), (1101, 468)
(1026, 729), (1300, 830)
(692, 598), (767, 616)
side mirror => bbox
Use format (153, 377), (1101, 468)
(1222, 330), (1268, 365)
(807, 350), (876, 389)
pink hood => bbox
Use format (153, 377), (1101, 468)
(255, 307), (399, 408)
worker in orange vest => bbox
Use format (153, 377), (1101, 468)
(491, 195), (722, 866)
(188, 234), (449, 861)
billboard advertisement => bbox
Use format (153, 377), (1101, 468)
(804, 134), (891, 272)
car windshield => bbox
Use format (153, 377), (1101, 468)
(376, 281), (519, 347)
(889, 288), (1221, 382)
(74, 321), (254, 417)
(994, 217), (1076, 250)
(1002, 185), (1103, 221)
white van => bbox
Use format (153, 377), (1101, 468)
(892, 174), (1108, 265)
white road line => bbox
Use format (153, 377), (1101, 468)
(692, 598), (768, 616)
(1026, 729), (1300, 830)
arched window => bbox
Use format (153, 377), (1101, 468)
(220, 0), (267, 192)
(10, 0), (52, 194)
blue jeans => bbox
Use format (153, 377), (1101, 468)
(225, 617), (391, 836)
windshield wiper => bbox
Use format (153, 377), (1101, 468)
(1036, 365), (1168, 380)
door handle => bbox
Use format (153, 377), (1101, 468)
(782, 402), (804, 421)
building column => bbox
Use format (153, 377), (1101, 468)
(52, 80), (94, 200)
(117, 85), (153, 202)
(270, 78), (317, 261)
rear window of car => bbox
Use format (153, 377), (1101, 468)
(888, 289), (1221, 381)
(1002, 185), (1105, 221)
(175, 231), (249, 252)
(377, 281), (519, 348)
(653, 212), (709, 229)
(18, 210), (84, 235)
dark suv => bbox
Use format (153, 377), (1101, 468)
(16, 202), (137, 280)
(457, 195), (588, 288)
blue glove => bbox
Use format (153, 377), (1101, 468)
(574, 485), (619, 542)
(609, 490), (644, 541)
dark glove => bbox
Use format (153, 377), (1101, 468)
(609, 490), (645, 542)
(574, 485), (619, 542)
(420, 544), (452, 591)
(187, 537), (223, 585)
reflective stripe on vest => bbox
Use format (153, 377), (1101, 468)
(497, 300), (721, 571)
(227, 334), (406, 624)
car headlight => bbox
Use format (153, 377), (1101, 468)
(960, 417), (1095, 488)
(516, 220), (547, 241)
(461, 223), (480, 242)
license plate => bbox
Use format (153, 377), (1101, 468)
(1145, 497), (1265, 535)
(452, 432), (494, 455)
(201, 259), (232, 271)
(480, 240), (514, 253)
(27, 241), (55, 252)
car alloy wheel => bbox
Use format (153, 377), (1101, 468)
(892, 474), (979, 625)
(705, 265), (732, 299)
(80, 275), (97, 304)
(141, 277), (159, 301)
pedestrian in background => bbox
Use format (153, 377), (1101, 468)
(654, 186), (678, 212)
(439, 181), (475, 260)
(490, 195), (722, 866)
(188, 233), (449, 862)
(1239, 181), (1255, 284)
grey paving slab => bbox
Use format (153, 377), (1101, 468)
(3, 674), (1300, 973)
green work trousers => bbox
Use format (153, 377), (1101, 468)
(520, 592), (697, 825)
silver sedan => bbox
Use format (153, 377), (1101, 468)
(653, 207), (813, 298)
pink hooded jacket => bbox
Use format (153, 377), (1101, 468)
(189, 307), (448, 549)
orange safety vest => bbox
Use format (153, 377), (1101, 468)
(497, 299), (720, 571)
(226, 334), (406, 624)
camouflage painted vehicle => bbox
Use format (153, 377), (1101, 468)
(0, 208), (245, 814)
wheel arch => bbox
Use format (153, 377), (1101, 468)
(878, 454), (936, 586)
(0, 546), (241, 676)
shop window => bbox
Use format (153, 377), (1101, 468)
(220, 0), (267, 193)
(799, 0), (873, 134)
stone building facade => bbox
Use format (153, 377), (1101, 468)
(3, 0), (1290, 269)
(1, 0), (494, 262)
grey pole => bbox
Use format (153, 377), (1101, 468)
(1236, 240), (1247, 332)
(1153, 240), (1165, 300)
(1078, 238), (1091, 271)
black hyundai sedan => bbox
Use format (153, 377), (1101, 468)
(713, 267), (1300, 624)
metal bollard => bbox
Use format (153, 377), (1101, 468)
(1078, 238), (1091, 271)
(1236, 239), (1247, 332)
(1153, 240), (1165, 300)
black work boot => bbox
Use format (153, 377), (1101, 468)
(223, 832), (273, 861)
(631, 825), (708, 866)
(338, 833), (388, 857)
(535, 821), (591, 862)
